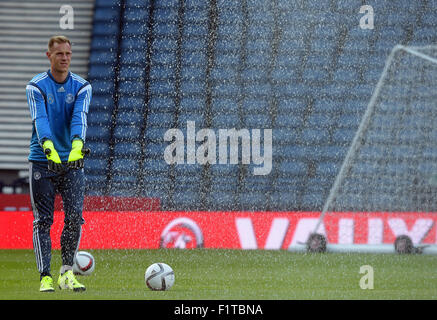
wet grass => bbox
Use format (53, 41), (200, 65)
(1, 249), (436, 300)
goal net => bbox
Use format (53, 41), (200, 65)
(306, 45), (437, 254)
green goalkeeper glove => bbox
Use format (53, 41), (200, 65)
(43, 140), (64, 174)
(67, 139), (86, 169)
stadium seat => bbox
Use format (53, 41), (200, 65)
(278, 161), (307, 177)
(170, 191), (199, 210)
(93, 21), (120, 36)
(116, 110), (143, 126)
(85, 174), (108, 195)
(274, 128), (300, 145)
(86, 141), (111, 158)
(87, 110), (112, 126)
(113, 142), (142, 158)
(114, 125), (141, 141)
(87, 125), (110, 141)
(85, 159), (108, 175)
(300, 192), (325, 209)
(238, 192), (268, 210)
(300, 128), (330, 145)
(91, 95), (114, 111)
(316, 162), (340, 177)
(332, 128), (356, 145)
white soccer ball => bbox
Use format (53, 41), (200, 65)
(145, 262), (175, 291)
(73, 251), (95, 276)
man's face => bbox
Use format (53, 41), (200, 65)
(46, 42), (72, 73)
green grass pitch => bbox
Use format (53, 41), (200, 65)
(1, 249), (436, 300)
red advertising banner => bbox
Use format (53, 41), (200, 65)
(1, 211), (436, 249)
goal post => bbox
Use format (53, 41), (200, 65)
(291, 45), (437, 254)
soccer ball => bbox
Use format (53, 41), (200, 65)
(145, 262), (175, 291)
(73, 251), (95, 276)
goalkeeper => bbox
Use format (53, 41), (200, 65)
(26, 35), (92, 292)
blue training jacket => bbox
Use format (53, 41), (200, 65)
(26, 70), (92, 162)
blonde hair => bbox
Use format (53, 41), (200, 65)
(48, 35), (71, 51)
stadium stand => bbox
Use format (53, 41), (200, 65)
(2, 0), (436, 212)
(86, 0), (436, 210)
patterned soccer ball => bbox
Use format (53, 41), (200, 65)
(73, 251), (95, 276)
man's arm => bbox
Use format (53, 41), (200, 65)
(26, 83), (63, 173)
(67, 83), (92, 169)
(70, 83), (92, 142)
(26, 84), (52, 145)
